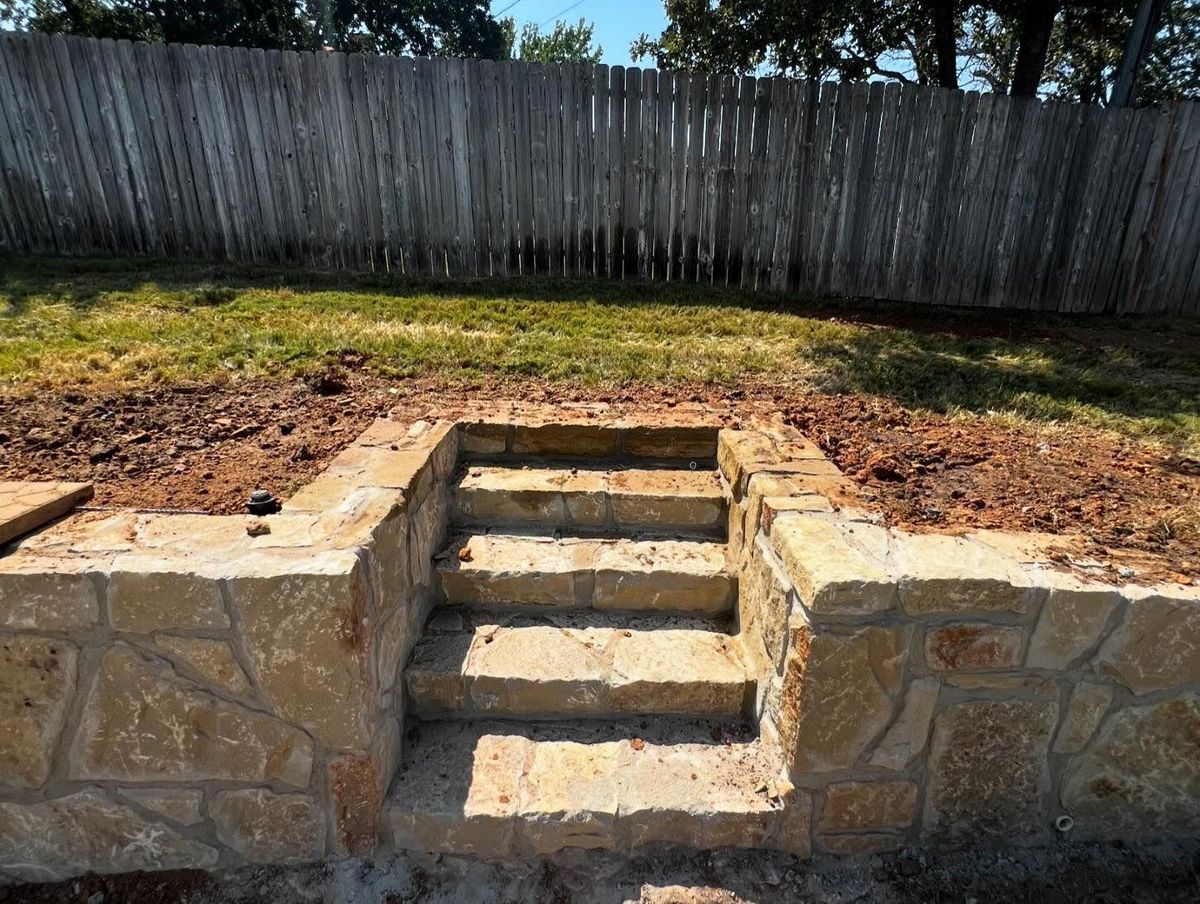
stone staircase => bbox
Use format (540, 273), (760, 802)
(387, 452), (789, 858)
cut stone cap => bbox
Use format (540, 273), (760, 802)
(770, 511), (1199, 619)
(0, 481), (93, 546)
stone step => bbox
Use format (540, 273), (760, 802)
(453, 464), (726, 534)
(386, 720), (791, 857)
(405, 617), (754, 719)
(437, 533), (735, 615)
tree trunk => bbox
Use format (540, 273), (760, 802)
(931, 0), (958, 88)
(1010, 0), (1060, 97)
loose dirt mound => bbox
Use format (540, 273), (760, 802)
(1, 376), (1195, 582)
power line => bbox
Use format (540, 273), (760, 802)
(538, 0), (585, 28)
(494, 0), (524, 15)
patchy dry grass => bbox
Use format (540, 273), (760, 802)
(3, 255), (1199, 452)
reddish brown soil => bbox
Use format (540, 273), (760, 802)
(1, 372), (1196, 582)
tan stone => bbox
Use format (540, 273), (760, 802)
(459, 421), (510, 454)
(868, 677), (939, 771)
(0, 559), (100, 630)
(439, 534), (585, 607)
(468, 625), (612, 716)
(154, 636), (251, 696)
(1097, 591), (1200, 694)
(408, 485), (448, 589)
(0, 481), (93, 546)
(324, 446), (434, 501)
(739, 539), (793, 672)
(0, 789), (218, 882)
(924, 624), (1024, 671)
(771, 515), (897, 615)
(226, 550), (373, 749)
(770, 789), (813, 858)
(1025, 574), (1122, 670)
(593, 540), (734, 614)
(1062, 693), (1200, 835)
(609, 469), (725, 531)
(118, 788), (203, 826)
(0, 636), (77, 788)
(819, 781), (918, 831)
(108, 554), (228, 632)
(621, 425), (718, 459)
(517, 741), (620, 853)
(817, 833), (902, 855)
(211, 789), (325, 864)
(780, 625), (907, 775)
(405, 632), (473, 716)
(455, 467), (568, 524)
(924, 698), (1057, 842)
(512, 423), (616, 456)
(618, 743), (781, 850)
(609, 629), (749, 716)
(1053, 681), (1114, 754)
(892, 533), (1036, 616)
(388, 729), (528, 859)
(70, 647), (311, 787)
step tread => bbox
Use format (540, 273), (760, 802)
(454, 465), (726, 532)
(406, 621), (753, 719)
(386, 720), (785, 857)
(438, 533), (734, 614)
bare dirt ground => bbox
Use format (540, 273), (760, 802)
(1, 842), (1197, 903)
(1, 370), (1197, 582)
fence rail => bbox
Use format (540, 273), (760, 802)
(1, 31), (1198, 314)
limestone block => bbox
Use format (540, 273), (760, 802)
(0, 558), (100, 630)
(329, 752), (385, 858)
(1062, 693), (1200, 835)
(211, 789), (325, 864)
(512, 423), (616, 457)
(459, 421), (509, 454)
(819, 781), (918, 831)
(469, 625), (612, 716)
(739, 539), (793, 672)
(1096, 590), (1200, 694)
(771, 515), (897, 616)
(817, 833), (902, 855)
(618, 744), (781, 850)
(770, 789), (813, 858)
(592, 541), (734, 614)
(70, 647), (311, 787)
(405, 632), (472, 716)
(1053, 681), (1114, 754)
(924, 698), (1058, 842)
(892, 533), (1037, 617)
(924, 624), (1024, 671)
(389, 731), (527, 859)
(516, 741), (620, 853)
(118, 788), (203, 826)
(408, 487), (448, 590)
(780, 624), (907, 775)
(1025, 574), (1122, 670)
(0, 480), (93, 546)
(868, 677), (940, 771)
(154, 636), (251, 696)
(609, 630), (749, 716)
(324, 446), (434, 502)
(108, 554), (228, 633)
(0, 636), (77, 788)
(0, 789), (218, 882)
(226, 550), (374, 750)
(621, 425), (717, 459)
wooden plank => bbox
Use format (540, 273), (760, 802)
(1161, 105), (1200, 313)
(739, 77), (771, 289)
(361, 53), (396, 269)
(528, 62), (551, 274)
(415, 56), (447, 274)
(1111, 104), (1173, 311)
(347, 53), (383, 268)
(650, 69), (673, 280)
(575, 64), (595, 277)
(1028, 102), (1089, 310)
(681, 72), (706, 283)
(232, 45), (282, 261)
(392, 56), (425, 274)
(590, 64), (609, 277)
(637, 67), (656, 280)
(607, 64), (625, 278)
(669, 71), (690, 281)
(1144, 102), (1200, 312)
(0, 36), (41, 251)
(622, 66), (642, 278)
(511, 62), (535, 275)
(464, 58), (490, 275)
(547, 63), (566, 276)
(282, 48), (325, 264)
(768, 78), (807, 293)
(814, 82), (853, 295)
(913, 87), (960, 303)
(475, 59), (504, 277)
(215, 44), (263, 260)
(829, 81), (870, 295)
(698, 73), (721, 284)
(496, 60), (520, 275)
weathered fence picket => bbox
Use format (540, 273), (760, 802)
(0, 31), (1198, 314)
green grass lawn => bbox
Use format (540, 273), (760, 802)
(3, 255), (1199, 453)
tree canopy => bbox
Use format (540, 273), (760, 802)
(631, 0), (1200, 106)
(503, 16), (602, 64)
(1, 0), (510, 58)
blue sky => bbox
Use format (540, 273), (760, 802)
(497, 0), (668, 66)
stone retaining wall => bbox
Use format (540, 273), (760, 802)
(0, 417), (457, 881)
(722, 424), (1200, 855)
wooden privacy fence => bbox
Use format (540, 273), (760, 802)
(1, 31), (1199, 314)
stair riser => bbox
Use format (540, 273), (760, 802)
(439, 568), (735, 615)
(407, 673), (753, 720)
(454, 486), (726, 535)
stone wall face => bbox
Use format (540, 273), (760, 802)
(722, 425), (1200, 855)
(0, 417), (457, 880)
